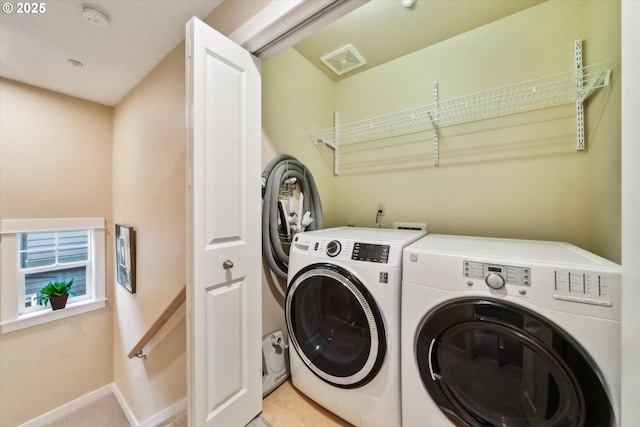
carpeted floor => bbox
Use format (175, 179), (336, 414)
(43, 394), (129, 427)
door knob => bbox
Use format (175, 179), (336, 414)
(223, 259), (234, 269)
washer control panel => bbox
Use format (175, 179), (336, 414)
(352, 242), (390, 263)
(294, 236), (395, 264)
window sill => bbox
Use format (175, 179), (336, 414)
(0, 298), (107, 333)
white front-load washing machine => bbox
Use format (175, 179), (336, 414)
(401, 234), (621, 427)
(286, 227), (426, 427)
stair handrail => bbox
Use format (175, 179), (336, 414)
(128, 284), (186, 359)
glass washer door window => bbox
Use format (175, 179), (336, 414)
(416, 299), (612, 426)
(285, 263), (386, 389)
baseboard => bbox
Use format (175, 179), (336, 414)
(138, 398), (187, 427)
(111, 382), (141, 426)
(21, 383), (186, 427)
(111, 382), (187, 427)
(19, 384), (113, 427)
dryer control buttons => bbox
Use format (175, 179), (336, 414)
(485, 272), (506, 289)
(326, 240), (342, 257)
(464, 261), (531, 287)
(552, 270), (615, 307)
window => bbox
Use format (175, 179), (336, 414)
(19, 229), (92, 313)
(1, 218), (106, 333)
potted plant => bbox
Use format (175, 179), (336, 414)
(35, 279), (75, 310)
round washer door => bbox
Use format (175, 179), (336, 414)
(416, 299), (612, 426)
(285, 263), (386, 388)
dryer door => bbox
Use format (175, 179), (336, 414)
(416, 299), (612, 427)
(285, 263), (386, 388)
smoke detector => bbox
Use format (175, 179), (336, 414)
(320, 44), (367, 76)
(82, 5), (110, 27)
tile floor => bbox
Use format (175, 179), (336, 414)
(261, 379), (353, 427)
(160, 378), (352, 427)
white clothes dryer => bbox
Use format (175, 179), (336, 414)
(286, 227), (426, 427)
(401, 234), (621, 427)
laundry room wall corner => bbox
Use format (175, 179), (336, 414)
(327, 0), (620, 254)
(112, 41), (188, 424)
(261, 46), (338, 338)
(584, 0), (622, 263)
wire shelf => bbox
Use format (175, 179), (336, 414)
(310, 60), (614, 148)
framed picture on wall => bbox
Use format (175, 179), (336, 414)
(115, 224), (136, 294)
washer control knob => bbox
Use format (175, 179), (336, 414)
(485, 273), (505, 290)
(326, 240), (341, 257)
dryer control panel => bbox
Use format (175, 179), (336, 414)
(550, 269), (615, 307)
(461, 259), (620, 314)
(464, 261), (531, 287)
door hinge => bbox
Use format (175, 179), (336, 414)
(187, 38), (192, 58)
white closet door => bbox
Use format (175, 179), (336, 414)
(186, 17), (262, 427)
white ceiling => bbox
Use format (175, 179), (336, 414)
(0, 0), (546, 107)
(0, 0), (222, 106)
(294, 0), (546, 80)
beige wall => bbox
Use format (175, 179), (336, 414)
(584, 0), (621, 262)
(111, 43), (188, 423)
(0, 78), (114, 426)
(261, 47), (337, 338)
(271, 0), (619, 261)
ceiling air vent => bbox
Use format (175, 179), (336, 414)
(320, 44), (367, 76)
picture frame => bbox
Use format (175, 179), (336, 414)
(115, 224), (136, 294)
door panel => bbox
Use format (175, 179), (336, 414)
(206, 280), (243, 412)
(204, 53), (242, 244)
(187, 17), (261, 427)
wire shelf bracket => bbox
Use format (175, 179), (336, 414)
(310, 39), (614, 171)
(313, 111), (340, 176)
(432, 81), (440, 166)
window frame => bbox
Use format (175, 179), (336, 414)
(1, 218), (106, 333)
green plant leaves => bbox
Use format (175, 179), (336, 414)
(35, 279), (75, 306)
